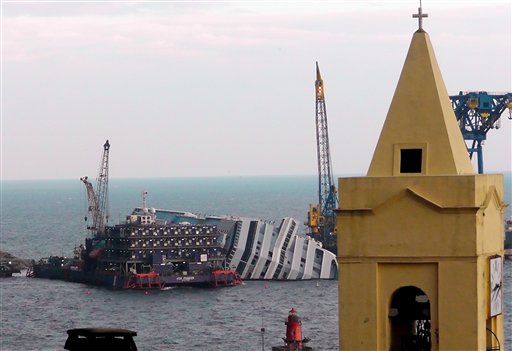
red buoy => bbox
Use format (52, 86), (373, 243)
(285, 308), (303, 343)
(272, 308), (313, 351)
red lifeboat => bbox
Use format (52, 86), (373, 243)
(272, 308), (313, 351)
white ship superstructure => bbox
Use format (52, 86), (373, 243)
(143, 208), (338, 280)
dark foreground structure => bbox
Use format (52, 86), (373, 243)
(64, 328), (138, 351)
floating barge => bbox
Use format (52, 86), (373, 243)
(29, 205), (242, 289)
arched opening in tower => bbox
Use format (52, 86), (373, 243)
(388, 285), (431, 351)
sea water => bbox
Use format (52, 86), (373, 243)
(1, 175), (511, 350)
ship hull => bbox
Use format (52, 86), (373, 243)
(31, 264), (239, 289)
(32, 265), (127, 289)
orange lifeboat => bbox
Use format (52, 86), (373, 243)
(124, 272), (163, 290)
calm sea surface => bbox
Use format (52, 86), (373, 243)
(1, 175), (511, 350)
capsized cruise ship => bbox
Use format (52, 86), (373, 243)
(133, 207), (339, 280)
(30, 139), (337, 287)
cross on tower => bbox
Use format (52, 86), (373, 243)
(412, 0), (428, 30)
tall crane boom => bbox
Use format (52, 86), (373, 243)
(80, 140), (110, 236)
(315, 62), (337, 221)
(450, 91), (512, 173)
(307, 62), (338, 253)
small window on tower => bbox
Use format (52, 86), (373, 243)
(400, 148), (422, 173)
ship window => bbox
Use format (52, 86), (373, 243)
(400, 148), (422, 173)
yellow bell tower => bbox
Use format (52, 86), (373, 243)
(337, 5), (506, 351)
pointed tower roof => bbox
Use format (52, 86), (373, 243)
(367, 29), (474, 176)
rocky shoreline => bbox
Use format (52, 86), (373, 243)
(0, 250), (32, 271)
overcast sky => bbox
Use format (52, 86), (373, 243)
(1, 0), (510, 180)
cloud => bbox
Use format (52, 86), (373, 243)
(2, 2), (409, 63)
(1, 0), (510, 179)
